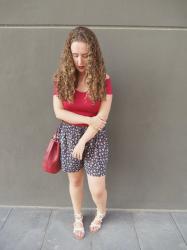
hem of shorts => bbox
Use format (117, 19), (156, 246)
(61, 167), (83, 173)
(86, 172), (106, 177)
(61, 168), (106, 177)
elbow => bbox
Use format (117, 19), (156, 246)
(54, 108), (65, 120)
(55, 113), (59, 119)
(54, 109), (60, 119)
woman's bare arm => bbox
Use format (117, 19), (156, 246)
(53, 95), (91, 125)
(79, 94), (113, 144)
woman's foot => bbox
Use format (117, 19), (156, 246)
(89, 210), (106, 233)
(73, 213), (85, 240)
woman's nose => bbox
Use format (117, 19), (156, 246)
(77, 56), (83, 65)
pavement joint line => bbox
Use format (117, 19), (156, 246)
(169, 212), (187, 247)
(0, 205), (187, 212)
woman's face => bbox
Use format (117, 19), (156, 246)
(71, 41), (89, 74)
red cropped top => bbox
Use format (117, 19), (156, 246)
(53, 78), (113, 126)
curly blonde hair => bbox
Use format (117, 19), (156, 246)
(53, 26), (107, 103)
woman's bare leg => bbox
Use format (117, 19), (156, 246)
(68, 168), (84, 214)
(87, 175), (107, 232)
(68, 168), (85, 239)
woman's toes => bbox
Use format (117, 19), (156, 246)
(90, 224), (98, 232)
(75, 232), (82, 239)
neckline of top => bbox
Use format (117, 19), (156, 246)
(75, 89), (88, 93)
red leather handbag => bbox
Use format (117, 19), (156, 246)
(42, 128), (61, 174)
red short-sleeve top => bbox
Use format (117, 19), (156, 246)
(53, 77), (113, 126)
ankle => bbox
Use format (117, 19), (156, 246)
(74, 211), (82, 216)
(96, 208), (107, 215)
(74, 212), (83, 222)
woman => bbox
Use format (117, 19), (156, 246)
(53, 26), (113, 240)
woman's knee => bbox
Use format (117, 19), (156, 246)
(87, 175), (106, 196)
(68, 170), (84, 187)
(70, 179), (83, 188)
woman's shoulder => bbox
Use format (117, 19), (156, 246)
(105, 73), (110, 80)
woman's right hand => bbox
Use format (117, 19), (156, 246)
(89, 115), (107, 131)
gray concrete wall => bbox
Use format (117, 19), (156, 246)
(0, 1), (187, 209)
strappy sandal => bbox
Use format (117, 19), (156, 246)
(89, 211), (106, 233)
(73, 213), (85, 240)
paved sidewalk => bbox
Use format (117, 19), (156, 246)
(0, 207), (187, 250)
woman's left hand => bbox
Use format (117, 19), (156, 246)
(72, 140), (86, 160)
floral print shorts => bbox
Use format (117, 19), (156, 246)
(57, 120), (109, 176)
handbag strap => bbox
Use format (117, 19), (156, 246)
(53, 124), (61, 141)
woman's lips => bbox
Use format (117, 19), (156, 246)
(78, 66), (85, 69)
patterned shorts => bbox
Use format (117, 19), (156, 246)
(57, 120), (109, 176)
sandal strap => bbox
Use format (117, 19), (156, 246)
(90, 211), (106, 228)
(95, 212), (106, 222)
(90, 222), (101, 230)
(74, 213), (83, 221)
(73, 213), (85, 234)
(73, 226), (85, 233)
(74, 218), (83, 223)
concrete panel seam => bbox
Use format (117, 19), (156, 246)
(169, 212), (187, 246)
(130, 212), (142, 250)
(40, 209), (53, 250)
(0, 207), (13, 232)
(0, 25), (187, 30)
